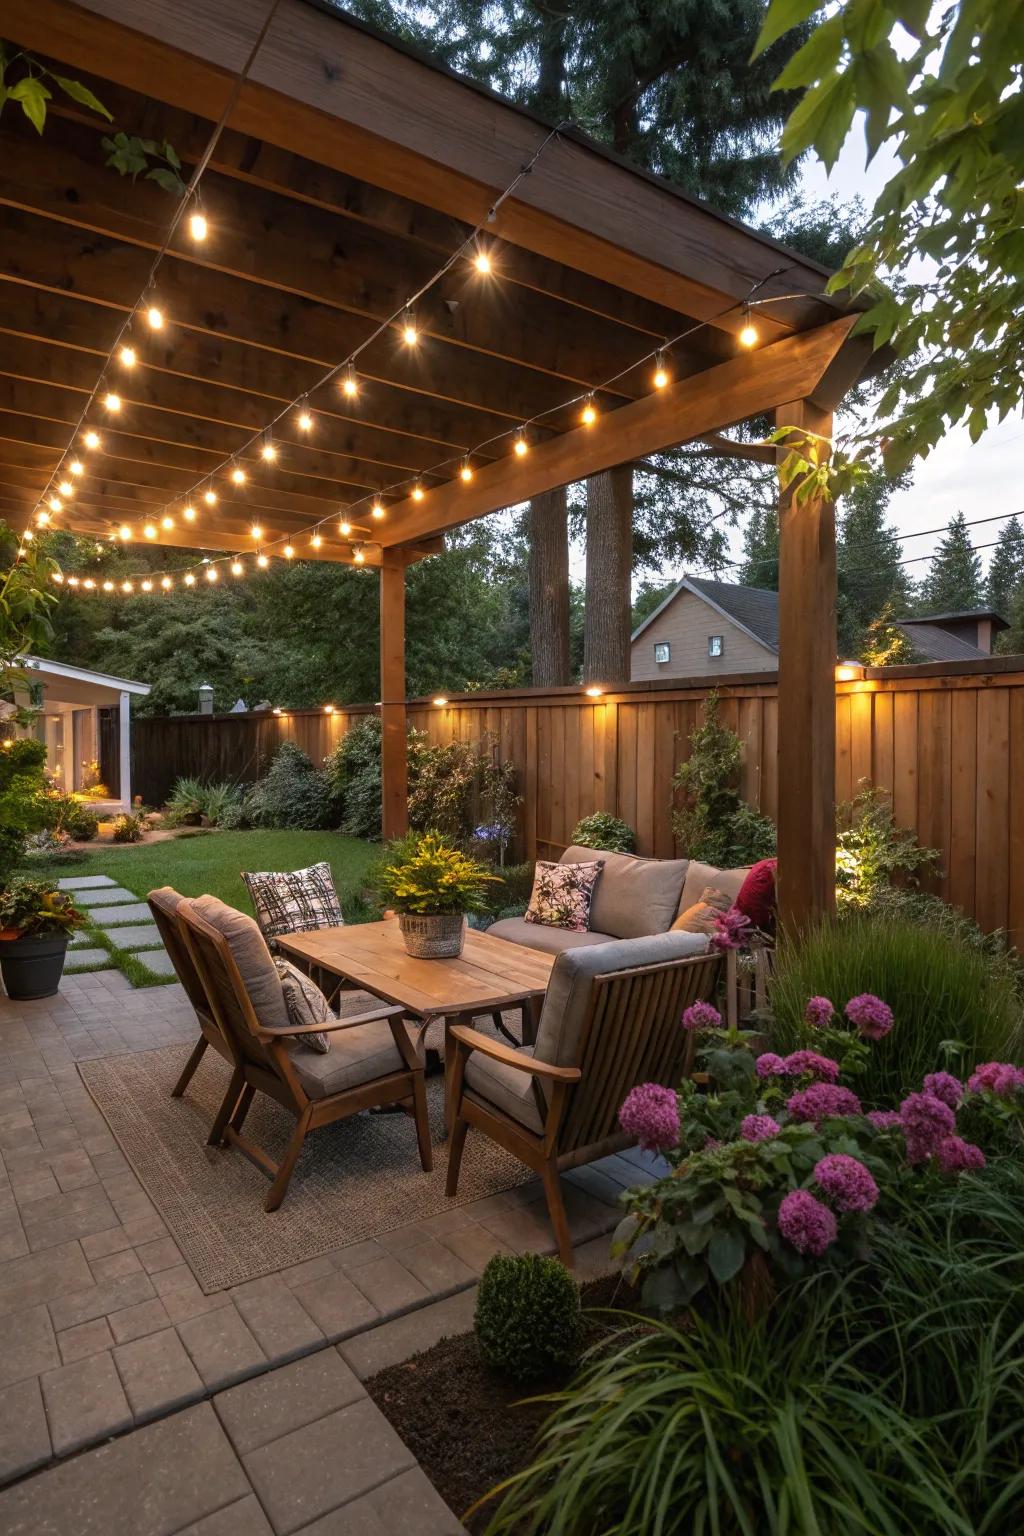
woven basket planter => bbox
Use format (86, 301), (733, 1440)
(398, 912), (465, 959)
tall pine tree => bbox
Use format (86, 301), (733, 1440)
(836, 468), (915, 656)
(986, 515), (1024, 617)
(738, 505), (780, 589)
(918, 512), (983, 614)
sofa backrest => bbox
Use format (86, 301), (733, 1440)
(677, 859), (750, 914)
(559, 844), (690, 938)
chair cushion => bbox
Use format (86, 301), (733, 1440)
(559, 845), (689, 938)
(535, 930), (711, 1068)
(289, 1018), (406, 1100)
(241, 862), (343, 941)
(465, 1045), (545, 1134)
(189, 894), (291, 1033)
(677, 860), (750, 916)
(671, 886), (733, 936)
(274, 958), (332, 1054)
(487, 916), (617, 954)
(524, 858), (603, 932)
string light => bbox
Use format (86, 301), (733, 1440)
(104, 392), (121, 413)
(144, 524), (157, 539)
(283, 544), (294, 558)
(121, 580), (134, 594)
(653, 352), (669, 389)
(250, 524), (263, 540)
(37, 511), (51, 527)
(459, 458), (473, 483)
(183, 505), (197, 521)
(161, 576), (173, 590)
(203, 488), (217, 506)
(739, 308), (759, 348)
(581, 396), (597, 426)
(83, 431), (101, 450)
(161, 515), (174, 530)
(297, 407), (313, 432)
(411, 481), (425, 502)
(260, 436), (277, 462)
(341, 366), (359, 399)
(401, 310), (418, 346)
(230, 466), (246, 485)
(118, 525), (131, 541)
(514, 430), (528, 457)
(473, 248), (492, 274)
(353, 546), (365, 564)
(102, 580), (114, 592)
(310, 533), (322, 549)
(119, 345), (136, 368)
(339, 519), (352, 536)
(141, 579), (153, 592)
(189, 211), (208, 242)
(205, 566), (218, 582)
(47, 497), (61, 513)
(257, 553), (269, 568)
(83, 578), (95, 590)
(69, 460), (83, 476)
(371, 501), (385, 520)
(184, 572), (196, 586)
(231, 560), (243, 576)
(58, 480), (73, 497)
(146, 305), (164, 330)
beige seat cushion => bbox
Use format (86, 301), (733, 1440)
(672, 886), (733, 935)
(559, 845), (690, 938)
(189, 894), (291, 1033)
(677, 860), (750, 915)
(487, 916), (617, 954)
(289, 1019), (406, 1100)
(465, 1045), (545, 1134)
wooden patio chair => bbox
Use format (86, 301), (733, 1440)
(148, 886), (234, 1101)
(446, 931), (721, 1266)
(176, 896), (432, 1211)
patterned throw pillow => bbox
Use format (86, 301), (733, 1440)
(524, 859), (603, 932)
(273, 958), (332, 1054)
(242, 862), (343, 942)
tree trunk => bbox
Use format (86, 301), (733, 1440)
(528, 486), (571, 687)
(584, 466), (633, 684)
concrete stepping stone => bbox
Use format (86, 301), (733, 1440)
(57, 875), (117, 890)
(69, 931), (96, 948)
(133, 950), (176, 977)
(70, 887), (138, 908)
(92, 904), (154, 926)
(105, 924), (162, 950)
(65, 949), (115, 972)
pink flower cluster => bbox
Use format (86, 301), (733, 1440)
(787, 1082), (862, 1125)
(899, 1090), (956, 1163)
(967, 1061), (1024, 1098)
(755, 1051), (841, 1082)
(935, 1135), (986, 1174)
(740, 1114), (781, 1143)
(922, 1071), (964, 1109)
(813, 1153), (878, 1213)
(711, 906), (753, 951)
(777, 1189), (837, 1256)
(755, 1052), (788, 1079)
(804, 995), (834, 1028)
(844, 994), (894, 1040)
(618, 1083), (680, 1152)
(682, 1000), (721, 1033)
(867, 1109), (902, 1131)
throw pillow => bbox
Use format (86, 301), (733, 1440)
(273, 958), (332, 1054)
(672, 885), (732, 935)
(735, 858), (778, 931)
(524, 859), (603, 933)
(242, 862), (343, 942)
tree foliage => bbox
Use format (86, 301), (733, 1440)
(917, 511), (983, 613)
(986, 515), (1024, 617)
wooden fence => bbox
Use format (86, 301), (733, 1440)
(133, 657), (1024, 945)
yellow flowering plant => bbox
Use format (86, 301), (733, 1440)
(374, 832), (499, 916)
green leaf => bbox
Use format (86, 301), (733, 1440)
(772, 15), (844, 92)
(163, 140), (181, 170)
(751, 0), (822, 61)
(781, 68), (857, 169)
(8, 75), (50, 133)
(50, 73), (112, 120)
(708, 1227), (746, 1284)
(146, 166), (185, 195)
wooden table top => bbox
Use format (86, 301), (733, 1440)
(276, 918), (556, 1018)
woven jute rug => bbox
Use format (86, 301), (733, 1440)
(79, 1042), (533, 1292)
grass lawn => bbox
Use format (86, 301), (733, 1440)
(28, 830), (379, 987)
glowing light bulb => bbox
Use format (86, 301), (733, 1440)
(205, 566), (218, 582)
(261, 439), (277, 462)
(161, 576), (173, 590)
(323, 704), (334, 715)
(70, 460), (84, 476)
(83, 578), (95, 590)
(59, 480), (73, 497)
(585, 686), (603, 698)
(339, 520), (352, 537)
(433, 696), (448, 708)
(189, 212), (208, 242)
(147, 305), (163, 329)
(102, 580), (114, 592)
(48, 497), (61, 512)
(119, 345), (136, 368)
(161, 515), (174, 530)
(118, 525), (131, 541)
(183, 505), (197, 521)
(311, 534), (322, 549)
(52, 570), (64, 583)
(653, 354), (669, 389)
(739, 319), (758, 348)
(341, 367), (359, 399)
(474, 249), (492, 274)
(283, 544), (294, 559)
(141, 579), (153, 592)
(411, 482), (425, 502)
(354, 548), (365, 564)
(231, 466), (246, 485)
(65, 575), (78, 586)
(184, 572), (196, 587)
(297, 408), (313, 432)
(514, 432), (528, 457)
(104, 393), (121, 413)
(230, 560), (243, 576)
(581, 398), (597, 426)
(459, 459), (473, 483)
(37, 511), (51, 527)
(401, 312), (418, 346)
(121, 580), (134, 593)
(84, 431), (100, 450)
(371, 501), (384, 520)
(144, 524), (157, 539)
(257, 553), (269, 568)
(250, 525), (263, 540)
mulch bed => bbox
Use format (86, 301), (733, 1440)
(366, 1273), (642, 1531)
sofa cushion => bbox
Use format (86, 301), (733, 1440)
(190, 894), (290, 1033)
(464, 1045), (545, 1134)
(672, 886), (733, 936)
(559, 845), (689, 939)
(534, 930), (711, 1069)
(677, 860), (750, 915)
(524, 858), (603, 932)
(289, 1019), (405, 1100)
(488, 916), (617, 955)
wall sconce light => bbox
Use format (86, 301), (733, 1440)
(834, 661), (866, 682)
(432, 696), (448, 707)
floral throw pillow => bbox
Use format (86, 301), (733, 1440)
(524, 859), (603, 932)
(242, 862), (343, 942)
(273, 958), (332, 1054)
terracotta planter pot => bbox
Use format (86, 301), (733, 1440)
(0, 931), (70, 1000)
(398, 912), (465, 959)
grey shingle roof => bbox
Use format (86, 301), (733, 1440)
(680, 576), (780, 652)
(895, 623), (988, 662)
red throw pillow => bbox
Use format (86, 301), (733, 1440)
(735, 858), (777, 930)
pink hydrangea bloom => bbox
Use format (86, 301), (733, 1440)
(740, 1114), (781, 1143)
(922, 1071), (964, 1110)
(804, 996), (834, 1028)
(900, 1091), (956, 1163)
(711, 906), (753, 951)
(845, 994), (894, 1039)
(934, 1135), (986, 1174)
(755, 1052), (789, 1079)
(777, 1189), (837, 1256)
(682, 1000), (721, 1033)
(703, 1136), (722, 1151)
(618, 1083), (680, 1152)
(867, 1110), (902, 1130)
(784, 1050), (841, 1083)
(787, 1083), (862, 1124)
(967, 1061), (1024, 1098)
(813, 1153), (879, 1213)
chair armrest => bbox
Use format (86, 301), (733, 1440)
(261, 1003), (406, 1038)
(448, 1024), (581, 1082)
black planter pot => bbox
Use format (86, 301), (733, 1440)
(0, 932), (70, 1001)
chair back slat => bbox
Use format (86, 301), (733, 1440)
(176, 905), (278, 1075)
(147, 889), (211, 1019)
(559, 953), (720, 1154)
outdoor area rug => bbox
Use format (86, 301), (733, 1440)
(79, 1041), (535, 1292)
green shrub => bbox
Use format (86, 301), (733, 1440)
(0, 737), (49, 883)
(323, 717), (383, 839)
(246, 742), (333, 830)
(41, 792), (99, 842)
(165, 777), (239, 827)
(485, 860), (535, 914)
(771, 914), (1024, 1104)
(111, 812), (145, 843)
(569, 812), (636, 853)
(672, 692), (776, 865)
(408, 731), (519, 852)
(475, 1253), (581, 1386)
(836, 784), (940, 908)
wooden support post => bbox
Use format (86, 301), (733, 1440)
(776, 400), (836, 931)
(380, 550), (408, 840)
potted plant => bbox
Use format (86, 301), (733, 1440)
(375, 832), (499, 958)
(0, 878), (86, 1000)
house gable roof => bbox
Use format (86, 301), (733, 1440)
(894, 624), (988, 663)
(631, 575), (780, 654)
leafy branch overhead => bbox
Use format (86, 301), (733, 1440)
(0, 42), (111, 133)
(756, 0), (1024, 496)
(102, 131), (187, 196)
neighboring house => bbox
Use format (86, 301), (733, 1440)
(631, 578), (1010, 681)
(9, 657), (150, 807)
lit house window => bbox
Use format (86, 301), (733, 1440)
(653, 641), (671, 665)
(708, 635), (724, 658)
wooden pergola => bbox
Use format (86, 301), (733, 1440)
(1, 0), (876, 928)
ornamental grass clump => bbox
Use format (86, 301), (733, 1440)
(474, 1254), (581, 1387)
